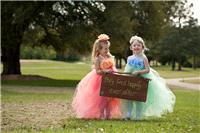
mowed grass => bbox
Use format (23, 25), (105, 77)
(1, 86), (74, 104)
(181, 79), (200, 84)
(2, 60), (92, 87)
(20, 60), (200, 79)
(1, 60), (200, 87)
(21, 60), (91, 80)
(153, 66), (200, 79)
(1, 86), (200, 133)
(1, 60), (200, 132)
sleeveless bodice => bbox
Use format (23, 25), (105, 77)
(100, 58), (114, 70)
(127, 55), (145, 71)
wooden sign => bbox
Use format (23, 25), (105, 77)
(100, 73), (150, 102)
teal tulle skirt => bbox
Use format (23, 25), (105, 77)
(121, 67), (176, 120)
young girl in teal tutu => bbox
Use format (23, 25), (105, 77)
(72, 34), (121, 119)
(121, 35), (176, 120)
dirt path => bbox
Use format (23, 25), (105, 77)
(166, 77), (200, 90)
(1, 86), (75, 131)
(2, 101), (74, 131)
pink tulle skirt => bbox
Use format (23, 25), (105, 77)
(72, 69), (121, 119)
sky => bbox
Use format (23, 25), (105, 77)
(188, 0), (200, 24)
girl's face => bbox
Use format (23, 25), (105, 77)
(130, 40), (143, 54)
(99, 43), (110, 57)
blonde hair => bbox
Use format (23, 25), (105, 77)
(129, 35), (149, 51)
(91, 39), (111, 63)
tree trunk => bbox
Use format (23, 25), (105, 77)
(1, 1), (43, 75)
(2, 44), (21, 75)
(178, 63), (182, 71)
(193, 56), (196, 70)
(178, 58), (182, 71)
(171, 58), (176, 71)
(115, 56), (119, 68)
(155, 60), (158, 67)
(1, 24), (23, 75)
(119, 58), (122, 68)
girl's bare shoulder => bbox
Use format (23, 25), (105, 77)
(142, 54), (148, 60)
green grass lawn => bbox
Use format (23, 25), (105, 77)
(153, 66), (200, 79)
(2, 60), (92, 87)
(2, 88), (73, 103)
(20, 60), (200, 79)
(181, 79), (200, 84)
(1, 60), (200, 132)
(1, 60), (200, 87)
(21, 60), (91, 80)
(1, 86), (200, 133)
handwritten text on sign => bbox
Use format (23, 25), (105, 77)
(100, 73), (150, 102)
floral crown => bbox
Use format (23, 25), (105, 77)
(98, 34), (110, 42)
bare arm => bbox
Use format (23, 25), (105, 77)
(139, 57), (150, 74)
(94, 58), (103, 74)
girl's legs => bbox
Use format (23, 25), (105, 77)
(100, 97), (111, 119)
(135, 101), (144, 120)
(99, 98), (107, 119)
(126, 100), (133, 119)
(105, 102), (111, 119)
(105, 98), (111, 119)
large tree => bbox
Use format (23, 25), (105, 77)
(2, 2), (42, 74)
(130, 1), (177, 63)
(181, 19), (200, 69)
(93, 1), (175, 68)
(1, 1), (104, 74)
(169, 0), (194, 70)
(95, 2), (134, 68)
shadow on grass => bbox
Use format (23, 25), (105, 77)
(64, 117), (168, 123)
(1, 74), (80, 87)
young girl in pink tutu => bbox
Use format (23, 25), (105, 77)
(72, 34), (121, 119)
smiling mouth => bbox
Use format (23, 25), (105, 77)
(134, 49), (140, 51)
